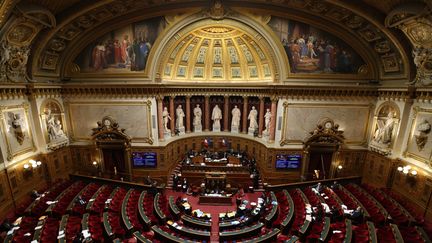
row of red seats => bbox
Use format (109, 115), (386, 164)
(65, 216), (81, 242)
(157, 194), (171, 221)
(322, 187), (344, 216)
(30, 181), (73, 217)
(108, 211), (126, 236)
(273, 191), (289, 228)
(11, 216), (38, 243)
(108, 188), (127, 213)
(333, 187), (359, 212)
(89, 185), (113, 214)
(143, 193), (158, 224)
(377, 225), (397, 243)
(382, 188), (425, 224)
(126, 190), (143, 230)
(52, 181), (86, 217)
(345, 184), (386, 225)
(39, 217), (59, 242)
(362, 184), (411, 225)
(328, 221), (346, 243)
(303, 188), (326, 241)
(88, 214), (104, 241)
(289, 190), (306, 233)
(71, 183), (101, 215)
(352, 223), (370, 243)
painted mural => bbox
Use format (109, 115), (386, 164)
(75, 17), (166, 73)
(269, 17), (365, 74)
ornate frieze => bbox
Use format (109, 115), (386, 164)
(386, 2), (432, 86)
(0, 3), (55, 83)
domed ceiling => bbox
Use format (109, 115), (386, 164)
(161, 26), (273, 82)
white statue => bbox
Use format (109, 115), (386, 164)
(248, 106), (258, 130)
(162, 107), (171, 133)
(176, 105), (185, 129)
(373, 111), (395, 144)
(231, 105), (241, 128)
(46, 109), (66, 141)
(193, 104), (202, 126)
(212, 105), (222, 130)
(263, 108), (271, 134)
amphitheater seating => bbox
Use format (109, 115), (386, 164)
(4, 177), (432, 243)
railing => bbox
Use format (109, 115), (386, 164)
(267, 176), (362, 191)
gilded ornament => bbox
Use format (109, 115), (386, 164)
(346, 16), (364, 29)
(374, 40), (391, 54)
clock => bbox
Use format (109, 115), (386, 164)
(324, 121), (332, 129)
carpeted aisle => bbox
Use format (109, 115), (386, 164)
(165, 189), (261, 243)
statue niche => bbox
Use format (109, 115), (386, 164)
(370, 102), (399, 155)
(42, 100), (68, 150)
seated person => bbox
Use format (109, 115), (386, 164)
(330, 206), (342, 222)
(349, 206), (364, 222)
(76, 195), (86, 206)
(30, 190), (41, 200)
(330, 181), (340, 190)
(314, 182), (323, 193)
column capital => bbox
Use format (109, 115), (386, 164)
(170, 95), (176, 99)
(270, 95), (278, 103)
(185, 95), (192, 99)
(259, 96), (266, 101)
(156, 95), (164, 101)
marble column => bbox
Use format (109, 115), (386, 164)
(204, 95), (210, 131)
(185, 96), (191, 133)
(169, 95), (175, 136)
(242, 97), (248, 133)
(269, 97), (278, 143)
(258, 97), (265, 137)
(224, 95), (229, 132)
(157, 96), (164, 141)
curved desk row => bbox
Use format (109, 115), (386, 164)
(344, 219), (352, 243)
(219, 222), (264, 240)
(86, 185), (107, 211)
(349, 184), (388, 220)
(121, 189), (134, 231)
(281, 190), (294, 230)
(138, 191), (151, 228)
(154, 193), (166, 222)
(167, 220), (210, 240)
(390, 223), (404, 243)
(181, 214), (212, 230)
(367, 221), (377, 243)
(297, 189), (311, 235)
(133, 231), (153, 243)
(169, 195), (180, 219)
(58, 214), (69, 243)
(243, 228), (280, 243)
(320, 217), (331, 242)
(265, 191), (278, 225)
(151, 225), (195, 243)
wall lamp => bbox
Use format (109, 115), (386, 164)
(397, 165), (417, 176)
(24, 159), (42, 170)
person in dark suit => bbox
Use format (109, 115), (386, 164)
(349, 206), (364, 223)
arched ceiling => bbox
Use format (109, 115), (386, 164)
(0, 0), (428, 86)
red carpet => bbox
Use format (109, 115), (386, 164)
(165, 189), (261, 242)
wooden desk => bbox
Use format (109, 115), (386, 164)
(81, 213), (92, 242)
(199, 195), (232, 205)
(32, 217), (46, 242)
(415, 226), (431, 243)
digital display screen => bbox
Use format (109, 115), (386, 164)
(132, 152), (157, 168)
(275, 154), (301, 169)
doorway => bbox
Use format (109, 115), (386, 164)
(102, 148), (126, 175)
(307, 150), (333, 180)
